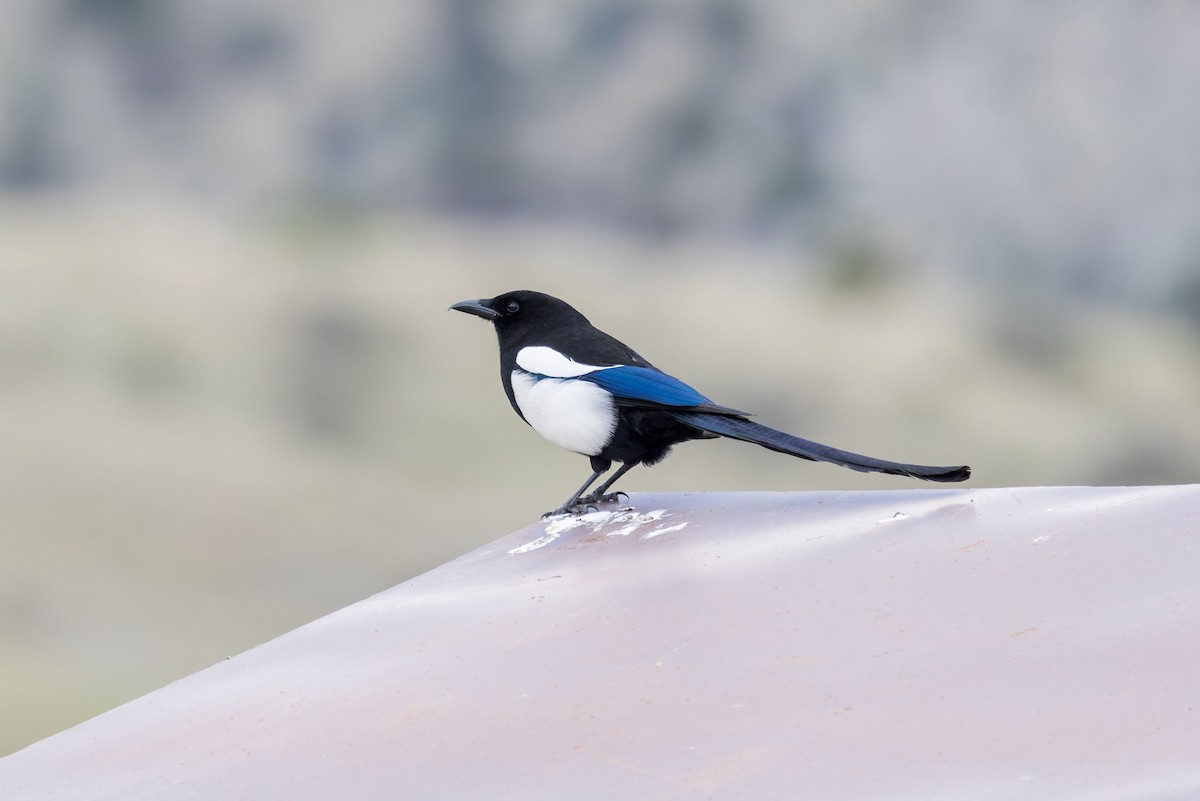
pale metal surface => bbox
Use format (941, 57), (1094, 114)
(2, 486), (1199, 800)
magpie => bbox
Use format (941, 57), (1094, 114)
(452, 290), (970, 517)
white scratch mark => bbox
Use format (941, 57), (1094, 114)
(877, 512), (909, 524)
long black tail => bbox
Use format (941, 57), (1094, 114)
(667, 411), (971, 483)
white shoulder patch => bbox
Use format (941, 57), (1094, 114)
(516, 346), (615, 378)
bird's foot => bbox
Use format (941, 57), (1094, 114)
(578, 490), (628, 507)
(540, 492), (629, 520)
(541, 504), (590, 520)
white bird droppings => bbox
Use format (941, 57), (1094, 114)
(508, 509), (688, 553)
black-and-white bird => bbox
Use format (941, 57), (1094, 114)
(452, 290), (970, 517)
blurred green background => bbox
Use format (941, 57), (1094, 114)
(3, 0), (1200, 755)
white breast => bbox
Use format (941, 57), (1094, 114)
(511, 371), (616, 456)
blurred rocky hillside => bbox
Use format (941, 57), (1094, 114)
(3, 1), (1200, 314)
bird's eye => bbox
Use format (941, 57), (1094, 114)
(506, 300), (520, 314)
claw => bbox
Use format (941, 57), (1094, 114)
(579, 490), (627, 507)
(540, 502), (594, 519)
(541, 491), (630, 519)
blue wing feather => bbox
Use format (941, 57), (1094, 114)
(581, 365), (748, 415)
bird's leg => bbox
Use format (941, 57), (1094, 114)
(541, 457), (612, 518)
(578, 461), (638, 506)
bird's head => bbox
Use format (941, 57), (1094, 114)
(450, 290), (589, 342)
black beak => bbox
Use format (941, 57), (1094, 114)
(450, 298), (500, 321)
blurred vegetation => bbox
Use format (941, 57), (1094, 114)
(3, 1), (1200, 310)
(2, 1), (1200, 756)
